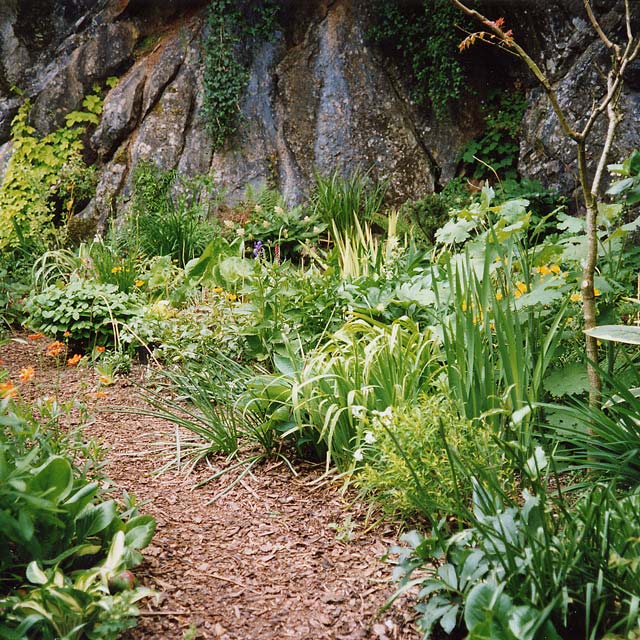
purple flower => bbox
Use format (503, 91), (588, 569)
(253, 240), (264, 259)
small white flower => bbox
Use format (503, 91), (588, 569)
(274, 205), (284, 215)
(254, 204), (263, 213)
(364, 431), (376, 444)
(375, 302), (385, 312)
(353, 448), (364, 462)
(223, 219), (235, 228)
(236, 227), (245, 237)
(350, 405), (367, 420)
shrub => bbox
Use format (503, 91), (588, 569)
(25, 277), (142, 350)
(356, 393), (502, 520)
(124, 162), (219, 268)
(0, 396), (155, 638)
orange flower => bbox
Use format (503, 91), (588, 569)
(0, 380), (17, 399)
(19, 366), (35, 382)
(67, 354), (82, 367)
(95, 346), (106, 353)
(63, 331), (71, 338)
(46, 341), (66, 357)
(28, 333), (44, 341)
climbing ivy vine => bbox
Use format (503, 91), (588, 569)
(367, 0), (468, 118)
(202, 0), (278, 150)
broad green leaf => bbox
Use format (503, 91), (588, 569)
(124, 515), (156, 549)
(507, 605), (540, 640)
(84, 500), (118, 537)
(543, 362), (590, 398)
(440, 604), (459, 634)
(584, 324), (640, 345)
(435, 218), (477, 245)
(31, 456), (73, 503)
(556, 213), (584, 233)
(26, 562), (48, 585)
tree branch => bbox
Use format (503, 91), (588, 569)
(583, 0), (615, 51)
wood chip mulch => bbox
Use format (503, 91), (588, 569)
(1, 335), (420, 640)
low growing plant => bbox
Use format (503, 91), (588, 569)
(25, 277), (142, 350)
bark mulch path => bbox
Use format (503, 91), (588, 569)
(1, 336), (420, 640)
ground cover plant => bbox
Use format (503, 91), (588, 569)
(0, 369), (156, 639)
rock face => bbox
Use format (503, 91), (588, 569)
(0, 0), (638, 222)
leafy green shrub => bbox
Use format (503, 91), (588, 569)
(312, 169), (386, 243)
(0, 96), (99, 252)
(125, 162), (219, 268)
(25, 277), (141, 349)
(461, 91), (528, 180)
(356, 394), (501, 520)
(399, 193), (450, 246)
(367, 0), (467, 117)
(0, 396), (156, 638)
(391, 478), (640, 639)
(290, 316), (441, 470)
(225, 196), (326, 262)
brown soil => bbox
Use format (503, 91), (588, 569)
(0, 335), (420, 640)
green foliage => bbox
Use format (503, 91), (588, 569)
(125, 162), (219, 267)
(399, 193), (451, 246)
(607, 149), (640, 206)
(202, 0), (279, 148)
(289, 316), (441, 471)
(0, 397), (155, 638)
(25, 277), (142, 349)
(392, 477), (640, 639)
(0, 95), (99, 251)
(312, 169), (386, 244)
(224, 188), (326, 261)
(356, 394), (502, 520)
(368, 0), (467, 117)
(462, 91), (528, 180)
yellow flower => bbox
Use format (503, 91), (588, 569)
(566, 317), (573, 324)
(539, 265), (552, 277)
(135, 280), (145, 287)
(594, 288), (601, 297)
(227, 293), (237, 302)
(111, 266), (123, 274)
(495, 291), (503, 301)
(550, 264), (561, 274)
(213, 287), (224, 294)
(461, 301), (468, 312)
(570, 292), (582, 303)
(19, 366), (35, 382)
(514, 289), (522, 299)
(515, 282), (528, 294)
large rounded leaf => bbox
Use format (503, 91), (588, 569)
(30, 456), (73, 503)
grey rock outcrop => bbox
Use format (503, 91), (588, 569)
(0, 0), (638, 225)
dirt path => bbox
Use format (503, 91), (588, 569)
(1, 336), (419, 640)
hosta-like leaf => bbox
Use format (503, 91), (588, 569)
(584, 324), (640, 345)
